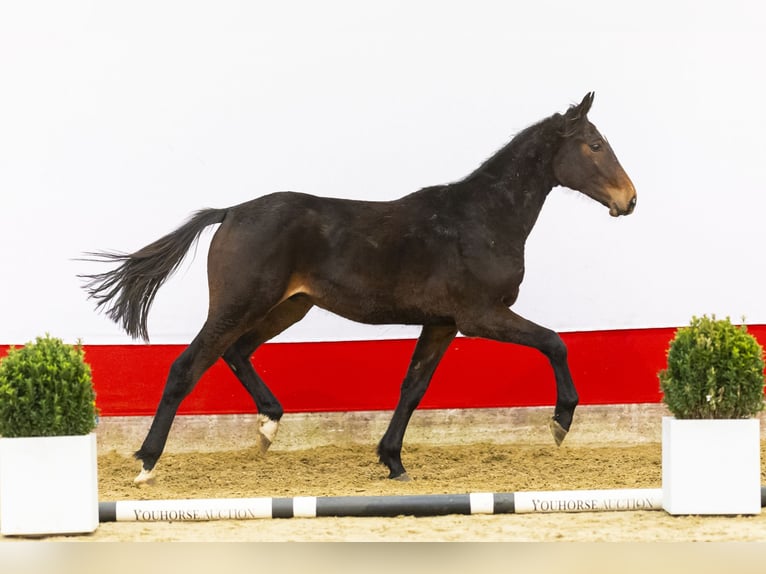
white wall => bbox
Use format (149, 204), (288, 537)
(1, 1), (765, 344)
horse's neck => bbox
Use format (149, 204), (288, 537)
(502, 176), (554, 239)
(461, 148), (557, 239)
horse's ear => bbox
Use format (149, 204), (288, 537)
(578, 92), (595, 115)
(566, 92), (594, 119)
(562, 92), (595, 130)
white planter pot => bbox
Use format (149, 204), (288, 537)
(662, 417), (761, 515)
(0, 433), (99, 536)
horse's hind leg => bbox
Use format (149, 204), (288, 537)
(377, 323), (457, 480)
(133, 324), (245, 484)
(222, 296), (313, 453)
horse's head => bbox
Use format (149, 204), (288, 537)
(553, 92), (637, 217)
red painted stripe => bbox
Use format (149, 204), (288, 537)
(2, 326), (765, 416)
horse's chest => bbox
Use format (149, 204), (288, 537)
(463, 232), (524, 270)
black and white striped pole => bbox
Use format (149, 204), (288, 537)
(99, 487), (766, 522)
(99, 488), (666, 522)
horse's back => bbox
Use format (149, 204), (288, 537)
(220, 188), (453, 255)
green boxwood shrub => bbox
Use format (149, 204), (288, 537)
(659, 316), (765, 419)
(0, 334), (99, 437)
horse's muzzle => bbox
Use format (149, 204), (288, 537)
(609, 194), (637, 217)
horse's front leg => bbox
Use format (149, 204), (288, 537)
(458, 307), (579, 446)
(377, 324), (457, 480)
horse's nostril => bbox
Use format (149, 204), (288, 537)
(628, 196), (637, 211)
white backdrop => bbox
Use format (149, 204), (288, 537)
(1, 1), (765, 345)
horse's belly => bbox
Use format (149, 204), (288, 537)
(307, 283), (451, 327)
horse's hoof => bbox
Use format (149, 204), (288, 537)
(255, 414), (279, 454)
(255, 434), (272, 454)
(134, 468), (156, 486)
(390, 472), (411, 482)
(549, 418), (568, 447)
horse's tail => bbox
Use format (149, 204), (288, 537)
(80, 208), (228, 342)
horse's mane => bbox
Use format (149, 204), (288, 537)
(462, 112), (567, 184)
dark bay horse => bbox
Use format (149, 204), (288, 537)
(82, 92), (636, 483)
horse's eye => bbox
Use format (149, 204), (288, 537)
(589, 142), (602, 152)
